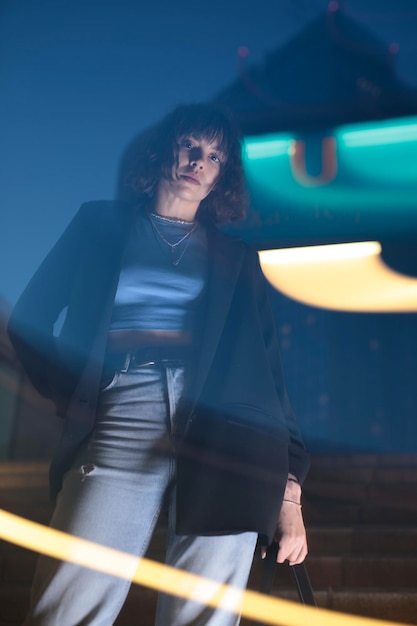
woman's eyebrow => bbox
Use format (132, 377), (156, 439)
(211, 144), (225, 156)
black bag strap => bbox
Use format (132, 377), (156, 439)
(291, 562), (316, 607)
(252, 542), (316, 625)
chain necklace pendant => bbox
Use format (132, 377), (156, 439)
(148, 212), (198, 266)
(171, 234), (194, 266)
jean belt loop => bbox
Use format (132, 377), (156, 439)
(120, 351), (132, 373)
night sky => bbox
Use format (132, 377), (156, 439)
(1, 0), (417, 305)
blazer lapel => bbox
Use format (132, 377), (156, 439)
(191, 223), (245, 404)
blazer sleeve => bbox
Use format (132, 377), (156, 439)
(7, 203), (91, 401)
(253, 251), (310, 485)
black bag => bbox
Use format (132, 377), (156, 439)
(261, 542), (316, 605)
(175, 404), (289, 542)
(251, 542), (316, 626)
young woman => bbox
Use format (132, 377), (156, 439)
(9, 104), (309, 625)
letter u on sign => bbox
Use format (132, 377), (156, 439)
(290, 137), (338, 187)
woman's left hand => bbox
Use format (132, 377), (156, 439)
(261, 478), (308, 565)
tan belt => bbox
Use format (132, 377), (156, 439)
(106, 329), (193, 353)
(104, 330), (194, 373)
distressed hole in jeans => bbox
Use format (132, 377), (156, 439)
(80, 464), (96, 481)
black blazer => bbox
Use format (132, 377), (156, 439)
(8, 201), (309, 536)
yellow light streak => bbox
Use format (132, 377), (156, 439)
(264, 241), (381, 263)
(0, 508), (409, 626)
(259, 242), (417, 312)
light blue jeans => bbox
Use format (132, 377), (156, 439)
(25, 364), (258, 625)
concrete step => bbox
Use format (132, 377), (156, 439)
(303, 500), (417, 524)
(243, 589), (417, 626)
(0, 545), (38, 583)
(307, 555), (417, 589)
(309, 453), (417, 469)
(2, 455), (417, 485)
(4, 457), (417, 525)
(102, 587), (417, 626)
(248, 551), (417, 590)
(2, 456), (417, 625)
(0, 527), (167, 584)
(2, 583), (417, 626)
(0, 583), (29, 624)
(308, 525), (417, 555)
(306, 477), (417, 506)
(3, 527), (417, 586)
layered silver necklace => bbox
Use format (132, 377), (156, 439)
(148, 212), (199, 266)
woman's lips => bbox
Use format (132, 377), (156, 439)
(181, 174), (200, 185)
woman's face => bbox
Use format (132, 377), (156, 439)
(161, 135), (225, 205)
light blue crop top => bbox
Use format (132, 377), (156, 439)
(109, 210), (208, 331)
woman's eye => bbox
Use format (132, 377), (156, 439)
(210, 154), (221, 164)
(183, 140), (193, 149)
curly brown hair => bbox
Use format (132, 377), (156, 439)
(124, 104), (249, 224)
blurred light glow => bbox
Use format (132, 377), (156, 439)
(339, 120), (417, 147)
(261, 241), (381, 263)
(0, 508), (409, 626)
(259, 242), (417, 312)
(290, 137), (338, 186)
(240, 116), (417, 230)
(244, 135), (291, 159)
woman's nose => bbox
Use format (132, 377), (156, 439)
(189, 148), (203, 168)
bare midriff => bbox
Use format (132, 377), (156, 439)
(107, 329), (193, 353)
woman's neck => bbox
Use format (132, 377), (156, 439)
(153, 187), (199, 222)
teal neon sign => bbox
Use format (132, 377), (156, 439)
(239, 116), (417, 244)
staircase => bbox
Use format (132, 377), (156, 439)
(1, 455), (417, 625)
